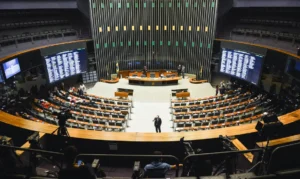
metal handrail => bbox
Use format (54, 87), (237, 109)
(0, 144), (63, 156)
(75, 154), (180, 177)
(183, 148), (263, 162)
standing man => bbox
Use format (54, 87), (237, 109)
(181, 65), (185, 79)
(153, 115), (162, 133)
(177, 64), (181, 76)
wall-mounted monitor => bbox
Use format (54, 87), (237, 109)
(0, 68), (4, 83)
(44, 48), (87, 83)
(2, 58), (21, 79)
(220, 48), (264, 85)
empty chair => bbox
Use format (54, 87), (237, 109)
(189, 102), (195, 106)
(199, 113), (206, 118)
(218, 119), (226, 127)
(106, 106), (113, 111)
(109, 101), (115, 104)
(77, 117), (84, 121)
(117, 102), (123, 105)
(181, 103), (187, 106)
(114, 107), (120, 111)
(214, 111), (221, 116)
(183, 115), (189, 119)
(205, 106), (212, 110)
(210, 120), (218, 128)
(202, 100), (208, 104)
(112, 114), (119, 118)
(174, 108), (182, 113)
(119, 114), (126, 119)
(174, 103), (180, 106)
(185, 123), (192, 128)
(103, 113), (110, 117)
(96, 112), (102, 116)
(104, 100), (109, 104)
(190, 107), (197, 112)
(89, 111), (95, 115)
(175, 115), (183, 120)
(195, 101), (201, 105)
(83, 109), (89, 114)
(192, 114), (199, 119)
(206, 112), (213, 117)
(196, 107), (203, 111)
(181, 109), (188, 113)
(83, 118), (90, 123)
(233, 116), (240, 121)
(194, 121), (201, 127)
(176, 122), (185, 128)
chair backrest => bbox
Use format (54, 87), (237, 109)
(144, 168), (166, 178)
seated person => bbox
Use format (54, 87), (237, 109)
(144, 151), (182, 178)
(58, 146), (96, 179)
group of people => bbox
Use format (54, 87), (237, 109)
(215, 80), (233, 96)
(177, 64), (186, 79)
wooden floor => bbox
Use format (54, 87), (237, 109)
(1, 109), (300, 142)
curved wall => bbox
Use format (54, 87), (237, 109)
(90, 0), (218, 80)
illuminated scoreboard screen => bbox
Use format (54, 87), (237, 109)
(220, 48), (264, 85)
(44, 48), (87, 83)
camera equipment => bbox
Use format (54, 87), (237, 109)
(251, 113), (283, 175)
(51, 108), (71, 137)
(27, 132), (41, 150)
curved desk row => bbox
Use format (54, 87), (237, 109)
(0, 110), (299, 142)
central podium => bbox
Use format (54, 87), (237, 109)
(119, 70), (180, 86)
(128, 76), (180, 86)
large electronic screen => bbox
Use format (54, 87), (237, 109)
(2, 58), (21, 79)
(220, 48), (264, 85)
(44, 48), (87, 83)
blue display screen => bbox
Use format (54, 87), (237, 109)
(44, 48), (87, 83)
(220, 48), (264, 85)
(2, 58), (21, 79)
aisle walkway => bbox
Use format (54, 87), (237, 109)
(86, 78), (215, 132)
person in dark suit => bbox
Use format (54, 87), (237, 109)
(153, 115), (162, 133)
(216, 85), (219, 96)
(143, 66), (147, 76)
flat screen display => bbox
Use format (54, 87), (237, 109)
(2, 58), (21, 79)
(45, 48), (87, 83)
(220, 48), (264, 85)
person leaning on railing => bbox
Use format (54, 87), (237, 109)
(58, 146), (96, 179)
(143, 151), (183, 178)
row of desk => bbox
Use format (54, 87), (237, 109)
(1, 109), (299, 142)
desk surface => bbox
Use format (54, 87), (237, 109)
(128, 77), (180, 82)
(256, 134), (300, 148)
(1, 110), (300, 142)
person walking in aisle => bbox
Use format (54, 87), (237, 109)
(181, 65), (185, 79)
(216, 85), (219, 96)
(153, 115), (162, 133)
(177, 64), (182, 76)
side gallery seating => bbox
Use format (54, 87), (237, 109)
(171, 90), (268, 132)
(24, 90), (134, 132)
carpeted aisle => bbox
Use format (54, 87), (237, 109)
(87, 78), (215, 132)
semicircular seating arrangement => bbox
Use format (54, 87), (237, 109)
(22, 89), (132, 132)
(171, 88), (274, 132)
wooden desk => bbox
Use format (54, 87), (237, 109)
(176, 92), (190, 98)
(189, 78), (208, 84)
(256, 134), (300, 148)
(128, 77), (180, 86)
(127, 70), (178, 78)
(115, 92), (128, 98)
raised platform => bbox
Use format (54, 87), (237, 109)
(128, 77), (180, 86)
